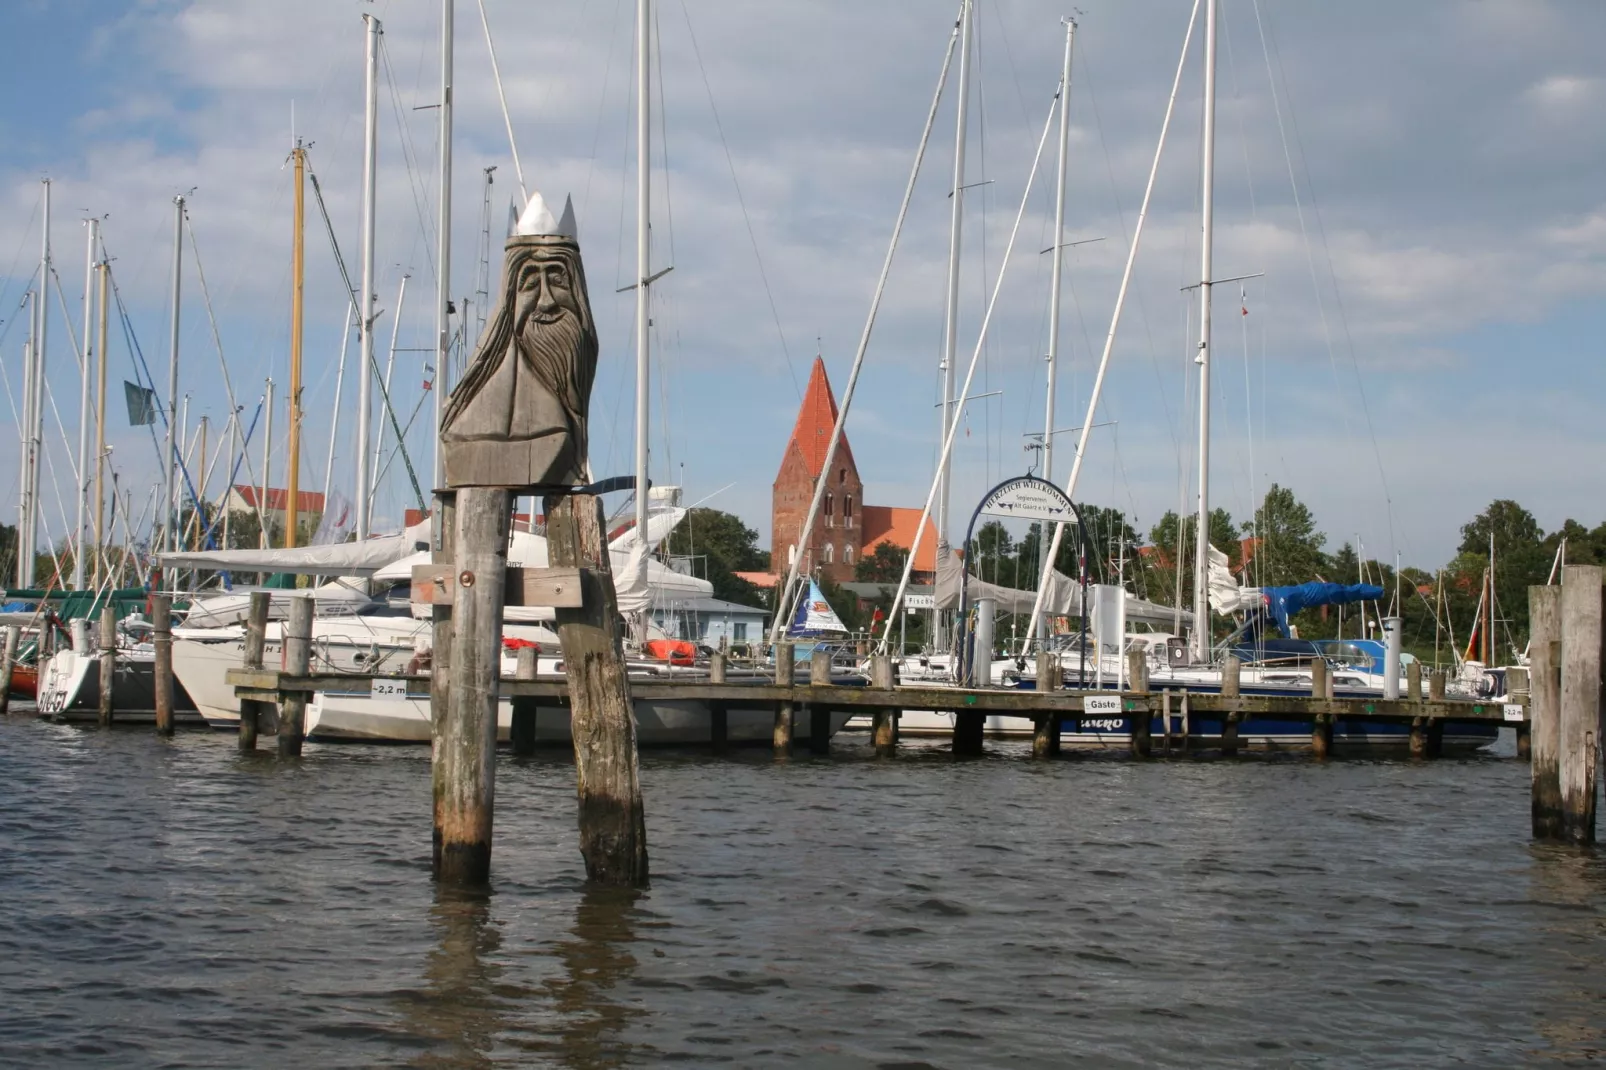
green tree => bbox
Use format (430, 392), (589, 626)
(1245, 484), (1325, 586)
(1146, 507), (1236, 610)
(854, 542), (907, 583)
(664, 508), (767, 608)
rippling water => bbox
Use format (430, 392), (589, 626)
(1, 716), (1603, 1068)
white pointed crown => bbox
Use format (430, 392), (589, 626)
(515, 189), (578, 240)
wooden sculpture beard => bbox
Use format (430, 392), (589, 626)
(441, 235), (597, 488)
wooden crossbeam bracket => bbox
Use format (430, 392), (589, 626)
(411, 564), (588, 607)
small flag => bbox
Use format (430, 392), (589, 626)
(123, 381), (157, 426)
(1241, 305), (1249, 316)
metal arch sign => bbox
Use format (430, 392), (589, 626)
(977, 476), (1077, 525)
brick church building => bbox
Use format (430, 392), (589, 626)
(771, 357), (936, 586)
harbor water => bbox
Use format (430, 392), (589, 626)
(1, 716), (1603, 1067)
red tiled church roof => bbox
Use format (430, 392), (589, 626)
(784, 357), (856, 478)
(860, 505), (938, 572)
(232, 485), (326, 513)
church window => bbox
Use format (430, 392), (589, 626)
(824, 542), (834, 564)
(845, 544), (854, 564)
(844, 495), (853, 528)
(824, 492), (833, 528)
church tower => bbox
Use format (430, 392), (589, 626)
(772, 357), (864, 585)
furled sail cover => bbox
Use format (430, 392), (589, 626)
(154, 520), (431, 576)
(1261, 582), (1384, 637)
(933, 542), (1191, 627)
(1207, 544), (1261, 615)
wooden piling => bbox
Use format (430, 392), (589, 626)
(871, 653), (897, 757)
(430, 488), (510, 883)
(1507, 666), (1531, 759)
(1529, 585), (1563, 839)
(1429, 669), (1446, 701)
(277, 596), (313, 758)
(773, 642), (795, 756)
(97, 605), (116, 726)
(1132, 691), (1154, 758)
(1310, 658), (1327, 701)
(1220, 655), (1242, 757)
(1558, 565), (1601, 844)
(952, 708), (985, 756)
(1309, 660), (1332, 758)
(545, 492), (648, 887)
(511, 645), (539, 757)
(238, 591), (270, 751)
(709, 652), (728, 754)
(1126, 647), (1147, 694)
(809, 649), (832, 754)
(1033, 649), (1060, 757)
(1179, 689), (1192, 754)
(151, 594), (174, 737)
(0, 625), (17, 715)
(1407, 660), (1422, 702)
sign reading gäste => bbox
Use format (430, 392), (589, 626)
(978, 476), (1076, 525)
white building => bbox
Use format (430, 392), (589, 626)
(652, 596), (768, 648)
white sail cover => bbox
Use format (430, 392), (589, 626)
(933, 542), (1192, 627)
(1206, 544), (1261, 615)
(155, 520), (431, 576)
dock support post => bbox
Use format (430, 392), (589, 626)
(809, 649), (832, 754)
(1309, 659), (1332, 758)
(1179, 689), (1192, 755)
(871, 654), (897, 757)
(1410, 717), (1429, 760)
(0, 625), (18, 714)
(1407, 660), (1422, 702)
(546, 491), (648, 886)
(1507, 666), (1531, 759)
(952, 708), (985, 756)
(1559, 565), (1601, 845)
(97, 605), (116, 726)
(511, 645), (539, 757)
(1132, 692), (1155, 758)
(152, 594), (174, 737)
(1126, 647), (1147, 695)
(1429, 669), (1446, 701)
(1033, 649), (1060, 757)
(432, 488), (510, 885)
(238, 591), (270, 751)
(1529, 585), (1562, 839)
(709, 652), (728, 754)
(773, 642), (795, 756)
(277, 596), (313, 758)
(1221, 655), (1242, 756)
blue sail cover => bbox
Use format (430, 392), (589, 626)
(1262, 582), (1385, 637)
(788, 579), (847, 637)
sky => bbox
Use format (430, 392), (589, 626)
(0, 0), (1601, 573)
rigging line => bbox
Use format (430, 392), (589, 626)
(106, 267), (168, 467)
(182, 210), (244, 430)
(676, 0), (800, 400)
(379, 38), (439, 286)
(0, 188), (41, 327)
(1253, 0), (1397, 560)
(476, 0), (528, 205)
(1075, 46), (1180, 460)
(877, 74), (1059, 652)
(582, 0), (628, 224)
(772, 10), (960, 643)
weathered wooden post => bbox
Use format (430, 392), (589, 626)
(773, 641), (795, 756)
(97, 605), (117, 726)
(1033, 649), (1060, 757)
(871, 653), (897, 757)
(1558, 565), (1601, 844)
(151, 593), (174, 736)
(1309, 658), (1331, 758)
(1220, 655), (1242, 756)
(511, 645), (540, 757)
(809, 648), (832, 754)
(277, 595), (313, 758)
(1406, 660), (1422, 702)
(1126, 647), (1147, 694)
(708, 651), (728, 754)
(1529, 585), (1563, 840)
(1429, 669), (1446, 701)
(1132, 691), (1155, 758)
(238, 591), (270, 751)
(0, 625), (18, 715)
(1507, 665), (1531, 759)
(546, 492), (648, 885)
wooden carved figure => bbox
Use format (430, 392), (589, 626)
(441, 190), (595, 488)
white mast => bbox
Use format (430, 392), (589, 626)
(261, 378), (274, 548)
(1190, 0), (1218, 662)
(434, 0), (453, 490)
(164, 194), (182, 559)
(356, 12), (380, 540)
(74, 217), (97, 588)
(372, 273), (409, 510)
(1037, 18), (1075, 621)
(634, 0), (652, 539)
(323, 303), (354, 510)
(935, 0), (973, 652)
(31, 180), (52, 582)
(16, 299), (33, 586)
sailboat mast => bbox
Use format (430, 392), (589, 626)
(31, 180), (52, 581)
(261, 378), (273, 548)
(1189, 0), (1218, 663)
(164, 194), (182, 562)
(1038, 17), (1075, 621)
(633, 0), (652, 540)
(74, 217), (97, 589)
(94, 258), (108, 584)
(17, 293), (33, 586)
(434, 0), (454, 490)
(372, 274), (408, 507)
(287, 143), (306, 548)
(356, 13), (381, 541)
(935, 0), (973, 652)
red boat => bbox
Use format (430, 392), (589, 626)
(8, 663), (37, 700)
